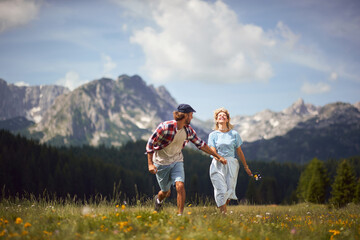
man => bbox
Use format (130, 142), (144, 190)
(146, 104), (227, 215)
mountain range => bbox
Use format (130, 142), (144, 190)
(0, 75), (359, 163)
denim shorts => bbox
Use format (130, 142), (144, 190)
(154, 161), (185, 191)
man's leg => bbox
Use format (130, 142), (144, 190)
(175, 181), (185, 215)
(154, 163), (172, 211)
(158, 189), (171, 201)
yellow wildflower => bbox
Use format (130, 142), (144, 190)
(136, 215), (142, 219)
(329, 229), (340, 240)
(121, 205), (126, 210)
(116, 204), (119, 208)
(43, 230), (52, 236)
(24, 222), (32, 228)
(15, 217), (23, 224)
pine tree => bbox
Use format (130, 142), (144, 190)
(245, 179), (257, 204)
(330, 159), (357, 208)
(307, 160), (329, 203)
(296, 158), (329, 203)
(354, 178), (360, 204)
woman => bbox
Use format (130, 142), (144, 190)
(208, 108), (252, 214)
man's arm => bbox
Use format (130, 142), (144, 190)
(147, 153), (157, 174)
(200, 145), (227, 165)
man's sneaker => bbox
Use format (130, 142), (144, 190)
(154, 195), (163, 212)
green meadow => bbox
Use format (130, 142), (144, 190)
(1, 197), (359, 240)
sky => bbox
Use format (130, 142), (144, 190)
(0, 0), (359, 121)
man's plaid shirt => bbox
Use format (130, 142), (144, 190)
(146, 120), (207, 154)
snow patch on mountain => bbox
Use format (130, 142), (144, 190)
(231, 98), (319, 142)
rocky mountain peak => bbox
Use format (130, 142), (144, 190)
(282, 98), (317, 116)
(30, 74), (179, 146)
(117, 74), (147, 90)
(0, 79), (69, 123)
(353, 102), (360, 111)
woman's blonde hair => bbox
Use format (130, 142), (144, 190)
(214, 107), (233, 130)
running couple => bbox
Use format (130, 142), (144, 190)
(146, 104), (252, 215)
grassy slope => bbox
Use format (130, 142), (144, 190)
(0, 198), (359, 239)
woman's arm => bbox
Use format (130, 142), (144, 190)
(236, 146), (252, 176)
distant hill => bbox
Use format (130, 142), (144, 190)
(0, 75), (359, 163)
(0, 116), (34, 131)
(28, 75), (180, 146)
(0, 78), (69, 123)
(243, 102), (360, 163)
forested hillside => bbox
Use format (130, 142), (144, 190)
(1, 130), (359, 204)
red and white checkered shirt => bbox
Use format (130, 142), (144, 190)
(146, 120), (207, 154)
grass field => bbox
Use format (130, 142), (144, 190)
(0, 197), (359, 240)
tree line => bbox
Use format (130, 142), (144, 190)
(1, 129), (359, 206)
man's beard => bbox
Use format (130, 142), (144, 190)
(185, 117), (191, 125)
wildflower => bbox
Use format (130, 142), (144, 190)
(121, 205), (126, 210)
(81, 206), (91, 216)
(15, 217), (23, 224)
(152, 211), (158, 214)
(187, 212), (192, 215)
(329, 229), (340, 238)
(117, 221), (129, 229)
(102, 216), (107, 220)
(116, 204), (119, 208)
(188, 204), (192, 207)
(136, 215), (142, 219)
(24, 222), (32, 228)
(22, 230), (29, 235)
(43, 230), (52, 236)
(9, 233), (20, 237)
(0, 230), (7, 237)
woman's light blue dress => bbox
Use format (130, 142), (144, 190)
(208, 129), (242, 207)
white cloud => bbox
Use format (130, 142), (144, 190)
(301, 81), (331, 94)
(329, 72), (338, 81)
(122, 24), (128, 32)
(275, 21), (300, 49)
(129, 0), (275, 83)
(57, 71), (88, 91)
(101, 54), (117, 78)
(0, 0), (42, 33)
(14, 81), (30, 87)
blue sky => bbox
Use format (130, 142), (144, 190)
(0, 0), (359, 121)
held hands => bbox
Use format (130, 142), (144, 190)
(148, 164), (158, 174)
(215, 156), (227, 165)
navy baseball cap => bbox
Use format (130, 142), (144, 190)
(177, 104), (196, 113)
